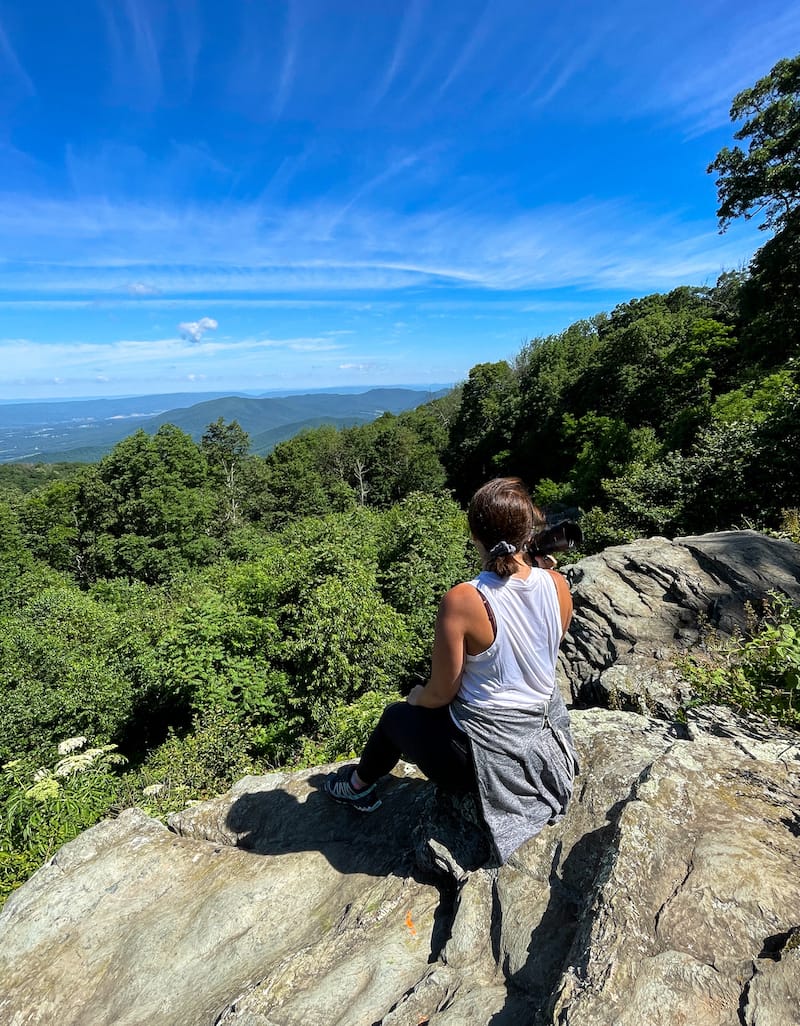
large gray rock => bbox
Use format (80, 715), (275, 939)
(549, 735), (800, 1026)
(2, 532), (800, 1026)
(3, 708), (798, 1026)
(561, 530), (800, 708)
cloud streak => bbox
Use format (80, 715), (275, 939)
(0, 18), (35, 95)
(0, 190), (763, 303)
(0, 332), (349, 383)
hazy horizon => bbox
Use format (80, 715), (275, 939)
(0, 382), (453, 408)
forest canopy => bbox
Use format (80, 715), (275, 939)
(1, 53), (798, 903)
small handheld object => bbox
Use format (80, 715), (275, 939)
(529, 520), (582, 557)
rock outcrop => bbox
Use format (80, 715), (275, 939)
(1, 531), (799, 1026)
(2, 708), (798, 1026)
(560, 530), (800, 711)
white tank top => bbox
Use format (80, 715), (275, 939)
(457, 568), (562, 709)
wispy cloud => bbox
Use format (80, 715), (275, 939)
(102, 0), (164, 110)
(0, 18), (35, 95)
(127, 282), (161, 297)
(621, 2), (800, 134)
(369, 0), (426, 109)
(0, 332), (349, 382)
(0, 190), (763, 301)
(273, 0), (299, 118)
(436, 3), (493, 98)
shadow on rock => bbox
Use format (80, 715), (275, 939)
(219, 770), (492, 887)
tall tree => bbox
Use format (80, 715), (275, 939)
(77, 427), (215, 583)
(444, 361), (518, 500)
(708, 54), (800, 233)
(201, 418), (250, 529)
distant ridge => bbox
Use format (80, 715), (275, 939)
(0, 387), (449, 464)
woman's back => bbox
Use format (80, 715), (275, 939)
(458, 568), (562, 709)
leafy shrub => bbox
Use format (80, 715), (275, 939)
(155, 584), (297, 761)
(122, 708), (258, 818)
(295, 689), (399, 766)
(682, 594), (800, 726)
(0, 587), (139, 762)
(1, 738), (125, 905)
(778, 509), (800, 544)
(284, 561), (412, 719)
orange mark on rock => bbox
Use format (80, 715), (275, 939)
(405, 909), (417, 938)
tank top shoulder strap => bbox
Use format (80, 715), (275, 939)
(471, 580), (497, 641)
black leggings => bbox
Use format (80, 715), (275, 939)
(357, 702), (478, 795)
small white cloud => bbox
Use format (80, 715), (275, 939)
(338, 362), (373, 371)
(178, 317), (218, 342)
(127, 282), (161, 296)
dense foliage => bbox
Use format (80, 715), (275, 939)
(1, 55), (799, 902)
(681, 595), (800, 727)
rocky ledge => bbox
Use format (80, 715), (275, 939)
(1, 531), (799, 1026)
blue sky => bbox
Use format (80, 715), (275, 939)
(1, 1), (798, 400)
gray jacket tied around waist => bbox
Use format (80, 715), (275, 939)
(450, 688), (579, 865)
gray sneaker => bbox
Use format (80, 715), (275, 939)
(323, 765), (382, 812)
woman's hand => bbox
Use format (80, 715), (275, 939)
(406, 684), (426, 706)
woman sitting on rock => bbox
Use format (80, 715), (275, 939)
(324, 476), (578, 864)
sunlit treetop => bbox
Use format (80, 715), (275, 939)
(709, 53), (800, 233)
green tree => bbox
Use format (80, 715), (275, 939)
(514, 319), (603, 487)
(562, 414), (662, 508)
(0, 586), (141, 761)
(77, 427), (216, 583)
(737, 210), (800, 367)
(445, 361), (519, 500)
(708, 54), (800, 233)
(201, 418), (250, 529)
(0, 502), (32, 597)
(20, 479), (83, 574)
(257, 426), (354, 528)
(378, 493), (473, 674)
(344, 415), (446, 508)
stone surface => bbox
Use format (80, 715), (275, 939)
(560, 530), (800, 707)
(686, 703), (800, 765)
(0, 769), (443, 1026)
(2, 710), (799, 1026)
(742, 938), (800, 1026)
(549, 735), (800, 1026)
(2, 532), (800, 1026)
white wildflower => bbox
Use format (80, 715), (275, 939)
(142, 783), (165, 796)
(57, 736), (87, 755)
(32, 767), (50, 783)
(26, 777), (60, 801)
(54, 749), (100, 777)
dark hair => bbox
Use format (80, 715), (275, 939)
(467, 477), (546, 578)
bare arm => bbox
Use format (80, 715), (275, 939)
(546, 569), (573, 637)
(407, 584), (480, 708)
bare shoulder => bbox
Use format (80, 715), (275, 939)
(439, 581), (483, 615)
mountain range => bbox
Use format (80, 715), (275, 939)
(0, 387), (448, 464)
